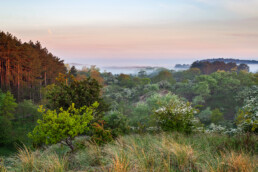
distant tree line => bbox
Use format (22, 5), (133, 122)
(0, 32), (66, 102)
(199, 58), (258, 64)
(191, 61), (249, 74)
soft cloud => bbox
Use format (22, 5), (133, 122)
(48, 29), (53, 35)
(194, 0), (258, 17)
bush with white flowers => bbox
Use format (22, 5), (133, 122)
(236, 86), (258, 133)
(154, 99), (198, 133)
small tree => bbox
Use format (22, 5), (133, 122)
(70, 66), (78, 76)
(28, 102), (98, 151)
(46, 74), (109, 117)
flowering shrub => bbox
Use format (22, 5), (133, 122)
(154, 100), (197, 133)
(236, 86), (258, 133)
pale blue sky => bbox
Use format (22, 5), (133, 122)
(1, 0), (258, 66)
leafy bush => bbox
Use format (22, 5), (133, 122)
(12, 100), (42, 145)
(0, 116), (13, 146)
(15, 100), (41, 120)
(0, 90), (17, 119)
(130, 102), (150, 127)
(29, 102), (98, 151)
(197, 107), (212, 124)
(46, 74), (108, 116)
(103, 111), (129, 137)
(91, 120), (113, 145)
(154, 100), (197, 133)
(211, 108), (224, 124)
(192, 95), (205, 106)
(236, 86), (258, 133)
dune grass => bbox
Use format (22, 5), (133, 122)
(2, 133), (257, 171)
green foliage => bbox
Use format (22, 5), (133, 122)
(152, 70), (175, 84)
(154, 98), (197, 133)
(130, 102), (150, 127)
(0, 90), (17, 147)
(130, 92), (181, 129)
(144, 84), (159, 92)
(236, 86), (258, 133)
(103, 111), (129, 137)
(117, 74), (134, 88)
(194, 81), (210, 97)
(29, 102), (98, 151)
(12, 100), (42, 145)
(0, 116), (13, 146)
(192, 95), (205, 106)
(15, 100), (40, 119)
(91, 120), (113, 145)
(0, 91), (17, 119)
(211, 108), (224, 124)
(197, 107), (212, 125)
(46, 74), (108, 117)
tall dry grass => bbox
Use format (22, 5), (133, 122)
(2, 133), (257, 171)
(16, 145), (67, 172)
(103, 134), (201, 171)
(210, 152), (257, 172)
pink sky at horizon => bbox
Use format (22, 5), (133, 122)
(1, 0), (258, 65)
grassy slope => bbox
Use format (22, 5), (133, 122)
(1, 133), (257, 172)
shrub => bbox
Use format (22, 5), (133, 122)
(28, 102), (98, 151)
(236, 86), (258, 133)
(237, 110), (258, 133)
(15, 100), (41, 120)
(91, 120), (113, 145)
(0, 90), (17, 119)
(197, 107), (212, 125)
(211, 108), (224, 124)
(0, 116), (13, 146)
(0, 158), (7, 172)
(154, 100), (197, 133)
(103, 111), (129, 137)
(130, 102), (150, 127)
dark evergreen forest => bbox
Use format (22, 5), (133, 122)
(0, 31), (66, 102)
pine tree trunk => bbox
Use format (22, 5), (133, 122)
(17, 61), (20, 101)
(44, 71), (47, 86)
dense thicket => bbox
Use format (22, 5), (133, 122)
(0, 32), (66, 102)
(191, 61), (249, 74)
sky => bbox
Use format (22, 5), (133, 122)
(1, 0), (258, 66)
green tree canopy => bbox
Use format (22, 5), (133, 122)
(46, 74), (108, 117)
(0, 90), (17, 119)
(29, 102), (98, 151)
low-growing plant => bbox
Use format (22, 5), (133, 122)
(16, 145), (67, 172)
(0, 158), (7, 172)
(212, 152), (256, 172)
(91, 120), (113, 145)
